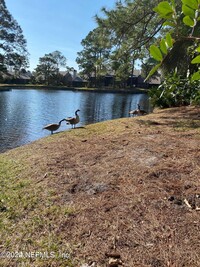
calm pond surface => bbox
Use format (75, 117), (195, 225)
(0, 89), (151, 153)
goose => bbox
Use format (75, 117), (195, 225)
(43, 119), (65, 134)
(65, 109), (80, 128)
(129, 104), (148, 116)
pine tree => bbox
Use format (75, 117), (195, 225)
(77, 0), (163, 86)
(0, 0), (29, 77)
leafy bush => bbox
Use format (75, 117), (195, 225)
(147, 0), (200, 108)
(149, 73), (200, 108)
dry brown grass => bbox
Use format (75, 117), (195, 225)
(0, 106), (200, 267)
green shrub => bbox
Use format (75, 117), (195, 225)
(149, 73), (200, 108)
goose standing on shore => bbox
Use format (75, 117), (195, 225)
(43, 119), (66, 134)
(66, 109), (80, 128)
(129, 104), (148, 116)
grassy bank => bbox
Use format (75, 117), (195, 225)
(0, 106), (200, 266)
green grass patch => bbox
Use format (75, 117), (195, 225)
(0, 152), (76, 266)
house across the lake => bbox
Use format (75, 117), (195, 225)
(89, 69), (161, 88)
(1, 70), (32, 84)
(60, 70), (86, 87)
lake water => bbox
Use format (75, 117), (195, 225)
(0, 89), (151, 153)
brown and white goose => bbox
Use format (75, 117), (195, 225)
(129, 104), (148, 116)
(43, 119), (65, 134)
(65, 109), (80, 128)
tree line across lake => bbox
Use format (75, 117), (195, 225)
(0, 0), (200, 106)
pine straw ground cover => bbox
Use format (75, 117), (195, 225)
(0, 106), (199, 267)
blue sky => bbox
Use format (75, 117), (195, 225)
(5, 0), (116, 71)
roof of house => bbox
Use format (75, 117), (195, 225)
(2, 70), (32, 80)
(60, 71), (84, 82)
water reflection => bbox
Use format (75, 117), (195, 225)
(0, 89), (151, 153)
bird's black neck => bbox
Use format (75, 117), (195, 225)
(59, 119), (65, 125)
